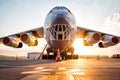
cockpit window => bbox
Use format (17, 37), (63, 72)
(49, 6), (71, 13)
(49, 24), (71, 40)
(59, 25), (62, 31)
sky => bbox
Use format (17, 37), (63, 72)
(0, 0), (120, 57)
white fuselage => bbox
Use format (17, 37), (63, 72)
(44, 7), (77, 50)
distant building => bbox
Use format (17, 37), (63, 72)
(112, 54), (120, 58)
(27, 52), (41, 60)
(27, 52), (47, 60)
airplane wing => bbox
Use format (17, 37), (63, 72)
(0, 27), (44, 48)
(77, 26), (120, 48)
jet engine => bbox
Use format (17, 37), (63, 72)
(83, 32), (100, 46)
(2, 37), (23, 48)
(20, 32), (38, 46)
(98, 35), (119, 48)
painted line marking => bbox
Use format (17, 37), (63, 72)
(34, 67), (44, 70)
(58, 67), (66, 70)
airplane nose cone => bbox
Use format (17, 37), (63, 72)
(52, 14), (68, 24)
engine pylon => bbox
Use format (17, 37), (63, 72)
(56, 49), (62, 62)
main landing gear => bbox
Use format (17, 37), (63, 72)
(46, 48), (78, 61)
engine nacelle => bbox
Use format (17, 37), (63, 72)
(20, 32), (38, 46)
(84, 32), (100, 46)
(2, 37), (23, 48)
(98, 35), (119, 48)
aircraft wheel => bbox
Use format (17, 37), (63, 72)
(47, 52), (50, 59)
(54, 52), (57, 60)
(73, 54), (79, 59)
(71, 53), (73, 59)
(64, 52), (68, 60)
(64, 52), (67, 60)
(61, 52), (67, 60)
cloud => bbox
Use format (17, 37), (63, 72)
(105, 9), (120, 25)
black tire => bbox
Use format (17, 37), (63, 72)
(73, 54), (79, 59)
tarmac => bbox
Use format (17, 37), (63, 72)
(0, 59), (120, 80)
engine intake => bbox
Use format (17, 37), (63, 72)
(84, 32), (100, 46)
(98, 35), (119, 48)
(20, 33), (38, 46)
(2, 37), (23, 48)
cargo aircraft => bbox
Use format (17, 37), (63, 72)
(0, 6), (120, 60)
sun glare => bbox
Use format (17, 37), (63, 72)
(73, 38), (84, 47)
(38, 38), (94, 55)
(73, 38), (93, 55)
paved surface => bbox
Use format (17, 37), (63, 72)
(0, 59), (120, 80)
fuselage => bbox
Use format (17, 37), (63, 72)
(44, 6), (77, 51)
